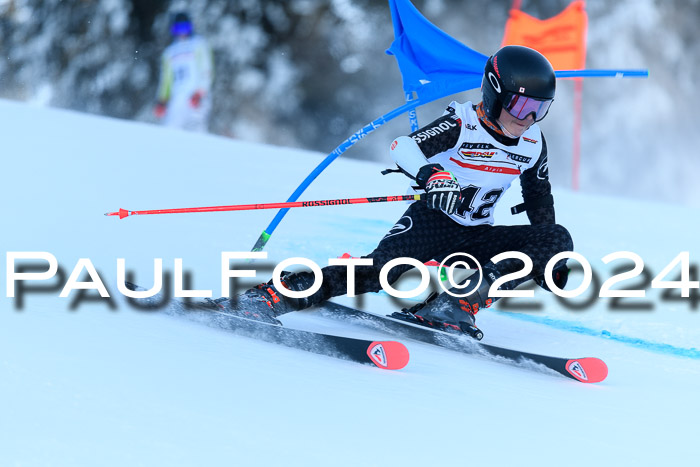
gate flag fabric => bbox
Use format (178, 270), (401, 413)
(501, 0), (587, 70)
(386, 0), (489, 104)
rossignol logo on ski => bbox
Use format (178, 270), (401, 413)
(567, 360), (588, 381)
(368, 343), (388, 368)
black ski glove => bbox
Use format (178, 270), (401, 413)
(417, 163), (461, 215)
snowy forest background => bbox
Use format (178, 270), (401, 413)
(1, 0), (698, 206)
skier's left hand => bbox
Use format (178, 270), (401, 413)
(190, 91), (204, 108)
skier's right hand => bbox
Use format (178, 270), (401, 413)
(418, 163), (461, 215)
(154, 101), (167, 119)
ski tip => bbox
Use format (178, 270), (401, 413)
(566, 358), (608, 383)
(367, 341), (410, 370)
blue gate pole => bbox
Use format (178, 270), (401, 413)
(405, 92), (420, 132)
(555, 69), (648, 78)
(251, 98), (423, 252)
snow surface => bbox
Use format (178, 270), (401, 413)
(1, 99), (699, 466)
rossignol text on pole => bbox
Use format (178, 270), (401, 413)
(104, 194), (425, 219)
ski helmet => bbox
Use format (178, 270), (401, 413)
(481, 45), (556, 122)
(170, 12), (193, 37)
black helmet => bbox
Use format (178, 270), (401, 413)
(481, 45), (556, 122)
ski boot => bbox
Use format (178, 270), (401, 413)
(389, 278), (494, 340)
(222, 272), (318, 325)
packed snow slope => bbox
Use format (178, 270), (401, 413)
(1, 99), (699, 466)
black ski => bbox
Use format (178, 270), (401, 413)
(123, 283), (409, 370)
(315, 301), (608, 383)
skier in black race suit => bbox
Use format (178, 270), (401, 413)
(230, 45), (572, 337)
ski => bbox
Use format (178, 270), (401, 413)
(315, 301), (608, 383)
(123, 283), (409, 370)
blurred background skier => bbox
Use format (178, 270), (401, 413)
(154, 12), (214, 132)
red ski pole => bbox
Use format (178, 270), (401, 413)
(104, 194), (425, 219)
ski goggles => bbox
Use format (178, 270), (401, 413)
(503, 92), (553, 122)
(171, 21), (193, 36)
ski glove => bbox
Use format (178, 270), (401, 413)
(418, 163), (461, 216)
(190, 91), (204, 108)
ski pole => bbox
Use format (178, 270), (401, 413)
(104, 194), (425, 219)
